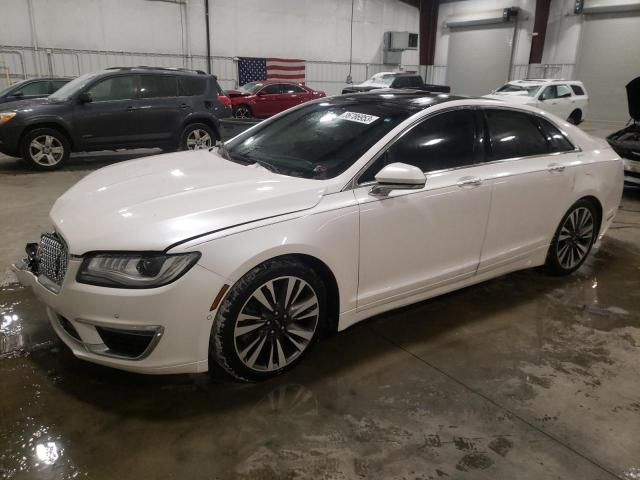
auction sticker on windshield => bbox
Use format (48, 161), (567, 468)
(338, 112), (380, 124)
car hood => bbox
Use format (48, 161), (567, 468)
(626, 76), (640, 121)
(0, 97), (54, 111)
(51, 150), (326, 254)
(225, 89), (252, 98)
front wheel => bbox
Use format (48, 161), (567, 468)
(21, 128), (70, 170)
(545, 200), (598, 275)
(180, 123), (216, 151)
(233, 104), (253, 118)
(210, 259), (326, 381)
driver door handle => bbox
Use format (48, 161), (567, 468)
(548, 163), (565, 173)
(457, 176), (482, 187)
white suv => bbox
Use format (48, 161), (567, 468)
(484, 79), (589, 125)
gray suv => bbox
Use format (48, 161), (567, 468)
(0, 67), (232, 170)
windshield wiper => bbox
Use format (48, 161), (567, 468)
(253, 159), (281, 174)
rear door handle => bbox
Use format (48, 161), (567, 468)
(548, 163), (565, 173)
(127, 106), (137, 112)
(179, 103), (191, 109)
(456, 176), (482, 187)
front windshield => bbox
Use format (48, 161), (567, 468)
(0, 81), (23, 97)
(496, 83), (540, 96)
(224, 100), (413, 180)
(49, 72), (102, 101)
(238, 82), (263, 94)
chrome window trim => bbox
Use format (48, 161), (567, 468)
(344, 104), (580, 191)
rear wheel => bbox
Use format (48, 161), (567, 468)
(180, 123), (216, 151)
(233, 104), (253, 118)
(545, 199), (598, 275)
(568, 109), (582, 125)
(21, 128), (70, 170)
(210, 258), (326, 381)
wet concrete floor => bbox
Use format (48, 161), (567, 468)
(1, 124), (639, 479)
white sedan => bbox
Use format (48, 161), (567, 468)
(484, 79), (589, 125)
(13, 92), (623, 381)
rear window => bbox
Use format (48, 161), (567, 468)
(178, 76), (207, 96)
(571, 85), (585, 96)
(139, 75), (178, 98)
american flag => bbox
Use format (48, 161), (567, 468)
(238, 57), (306, 86)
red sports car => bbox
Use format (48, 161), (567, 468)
(226, 80), (325, 118)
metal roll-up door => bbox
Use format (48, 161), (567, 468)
(576, 11), (640, 122)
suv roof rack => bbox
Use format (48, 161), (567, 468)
(105, 66), (208, 75)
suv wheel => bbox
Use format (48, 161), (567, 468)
(233, 104), (253, 118)
(181, 123), (216, 150)
(545, 199), (598, 275)
(568, 109), (582, 125)
(21, 128), (70, 170)
(210, 258), (326, 381)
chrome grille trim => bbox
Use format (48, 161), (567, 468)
(38, 233), (68, 288)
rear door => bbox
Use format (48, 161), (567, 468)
(135, 74), (182, 146)
(280, 83), (308, 109)
(478, 108), (578, 272)
(73, 74), (140, 148)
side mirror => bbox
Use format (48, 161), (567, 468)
(77, 92), (92, 103)
(370, 162), (426, 196)
(10, 90), (24, 97)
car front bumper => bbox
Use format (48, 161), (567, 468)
(12, 256), (228, 374)
(624, 158), (640, 185)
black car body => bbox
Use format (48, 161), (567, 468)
(0, 67), (232, 170)
(342, 73), (450, 94)
(0, 77), (71, 104)
(606, 77), (640, 185)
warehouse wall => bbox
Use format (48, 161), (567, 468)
(0, 0), (419, 65)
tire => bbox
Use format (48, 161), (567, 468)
(545, 199), (599, 276)
(233, 104), (253, 118)
(210, 258), (327, 382)
(20, 128), (70, 171)
(568, 109), (582, 125)
(180, 123), (216, 151)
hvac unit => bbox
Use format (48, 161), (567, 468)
(575, 0), (640, 13)
(383, 31), (418, 64)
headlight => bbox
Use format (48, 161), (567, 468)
(0, 112), (16, 124)
(77, 252), (200, 288)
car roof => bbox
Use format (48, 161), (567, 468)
(336, 90), (472, 112)
(245, 79), (305, 86)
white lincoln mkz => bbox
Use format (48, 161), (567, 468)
(14, 91), (623, 381)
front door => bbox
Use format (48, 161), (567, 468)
(254, 84), (284, 117)
(538, 85), (573, 120)
(354, 108), (492, 309)
(73, 74), (140, 149)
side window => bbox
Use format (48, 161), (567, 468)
(537, 117), (575, 153)
(556, 85), (572, 98)
(87, 76), (136, 102)
(50, 80), (69, 92)
(485, 109), (548, 160)
(21, 81), (50, 95)
(261, 84), (282, 94)
(406, 76), (423, 88)
(359, 109), (476, 183)
(392, 77), (407, 88)
(178, 76), (207, 96)
(281, 84), (305, 93)
(570, 84), (585, 96)
(540, 86), (557, 100)
(139, 75), (178, 98)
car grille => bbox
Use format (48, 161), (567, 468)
(38, 233), (69, 286)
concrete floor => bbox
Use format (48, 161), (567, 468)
(1, 123), (639, 479)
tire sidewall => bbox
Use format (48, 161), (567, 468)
(211, 260), (327, 381)
(546, 199), (598, 275)
(21, 128), (70, 171)
(180, 123), (216, 151)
